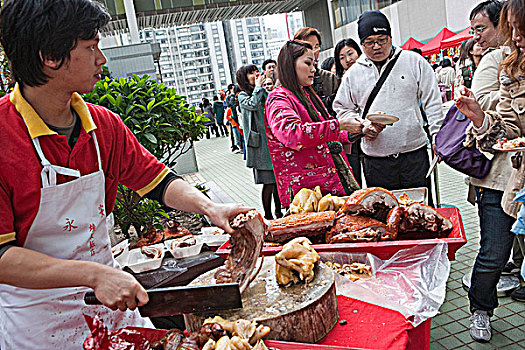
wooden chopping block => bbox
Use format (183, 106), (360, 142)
(184, 256), (338, 343)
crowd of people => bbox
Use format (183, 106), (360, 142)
(198, 0), (525, 344)
(1, 0), (525, 347)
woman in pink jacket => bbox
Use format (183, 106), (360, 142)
(265, 40), (380, 207)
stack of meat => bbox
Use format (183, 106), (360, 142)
(132, 220), (192, 249)
(267, 187), (453, 244)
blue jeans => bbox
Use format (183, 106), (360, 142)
(469, 187), (515, 315)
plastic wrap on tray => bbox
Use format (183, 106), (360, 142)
(320, 242), (450, 327)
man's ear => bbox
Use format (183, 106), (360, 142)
(40, 52), (61, 69)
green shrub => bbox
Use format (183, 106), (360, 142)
(83, 74), (206, 237)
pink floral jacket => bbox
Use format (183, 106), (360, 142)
(265, 86), (352, 207)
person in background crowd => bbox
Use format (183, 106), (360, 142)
(265, 40), (376, 207)
(263, 77), (275, 93)
(334, 38), (362, 79)
(200, 97), (218, 139)
(212, 95), (228, 137)
(294, 27), (340, 115)
(333, 38), (363, 183)
(333, 11), (443, 203)
(0, 0), (249, 347)
(262, 59), (277, 81)
(225, 84), (242, 153)
(457, 0), (520, 343)
(455, 39), (482, 89)
(410, 47), (423, 56)
(320, 56), (337, 75)
(236, 65), (282, 220)
(437, 57), (456, 101)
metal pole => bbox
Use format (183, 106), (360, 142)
(123, 0), (140, 44)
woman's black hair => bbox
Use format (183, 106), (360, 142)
(334, 38), (362, 78)
(0, 0), (110, 87)
(320, 57), (335, 72)
(441, 58), (452, 68)
(202, 98), (211, 107)
(236, 64), (258, 95)
(459, 39), (476, 66)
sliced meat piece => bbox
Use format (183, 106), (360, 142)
(266, 211), (336, 244)
(132, 226), (163, 249)
(162, 220), (192, 240)
(214, 210), (267, 293)
(326, 214), (393, 243)
(398, 202), (453, 238)
(337, 187), (399, 222)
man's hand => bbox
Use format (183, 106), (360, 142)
(90, 263), (148, 312)
(205, 202), (252, 234)
(455, 86), (485, 128)
(255, 74), (265, 88)
(339, 117), (364, 134)
(363, 122), (385, 141)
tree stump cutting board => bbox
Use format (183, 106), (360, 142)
(184, 256), (338, 343)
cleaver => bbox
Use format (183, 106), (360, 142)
(84, 283), (242, 317)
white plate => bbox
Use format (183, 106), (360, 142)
(366, 113), (399, 125)
(492, 144), (525, 152)
(199, 234), (230, 247)
(164, 238), (203, 259)
(112, 239), (129, 267)
(126, 244), (165, 273)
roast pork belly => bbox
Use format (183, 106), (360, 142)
(398, 203), (453, 238)
(326, 214), (395, 243)
(337, 187), (399, 222)
(266, 211), (337, 243)
(214, 210), (267, 293)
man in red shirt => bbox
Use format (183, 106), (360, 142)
(0, 0), (248, 347)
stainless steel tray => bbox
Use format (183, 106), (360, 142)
(462, 270), (521, 297)
(392, 187), (428, 205)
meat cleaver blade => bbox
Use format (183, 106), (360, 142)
(84, 283), (242, 317)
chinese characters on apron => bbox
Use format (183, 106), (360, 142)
(0, 131), (152, 349)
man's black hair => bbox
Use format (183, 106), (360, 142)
(0, 0), (110, 87)
(469, 0), (503, 27)
(410, 48), (423, 56)
(261, 59), (277, 72)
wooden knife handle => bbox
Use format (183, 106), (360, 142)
(84, 291), (102, 305)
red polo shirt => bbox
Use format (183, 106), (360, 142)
(0, 85), (170, 246)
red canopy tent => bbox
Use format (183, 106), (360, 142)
(421, 27), (456, 56)
(440, 27), (473, 49)
(400, 37), (424, 50)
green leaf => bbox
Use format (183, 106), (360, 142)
(143, 133), (157, 144)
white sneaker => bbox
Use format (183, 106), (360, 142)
(469, 310), (491, 342)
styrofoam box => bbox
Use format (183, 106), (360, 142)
(164, 238), (203, 259)
(126, 244), (165, 273)
(112, 239), (129, 267)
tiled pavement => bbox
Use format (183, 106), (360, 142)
(185, 136), (525, 349)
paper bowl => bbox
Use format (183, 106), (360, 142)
(127, 244), (165, 273)
(164, 239), (203, 259)
(112, 239), (129, 267)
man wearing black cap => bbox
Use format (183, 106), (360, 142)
(333, 10), (443, 199)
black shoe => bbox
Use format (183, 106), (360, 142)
(502, 261), (520, 275)
(274, 211), (283, 219)
(511, 286), (525, 302)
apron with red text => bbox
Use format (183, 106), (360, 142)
(0, 132), (152, 349)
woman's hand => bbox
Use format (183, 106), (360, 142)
(255, 74), (265, 88)
(339, 117), (364, 134)
(362, 122), (385, 141)
(455, 86), (485, 128)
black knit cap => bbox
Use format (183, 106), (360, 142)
(358, 10), (391, 43)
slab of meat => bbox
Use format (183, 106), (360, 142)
(132, 226), (164, 249)
(397, 202), (453, 238)
(337, 187), (399, 222)
(326, 214), (395, 243)
(214, 210), (267, 293)
(162, 220), (191, 240)
(266, 211), (336, 244)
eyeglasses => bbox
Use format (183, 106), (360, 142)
(362, 37), (389, 48)
(469, 26), (488, 35)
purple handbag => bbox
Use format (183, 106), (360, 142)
(435, 104), (492, 179)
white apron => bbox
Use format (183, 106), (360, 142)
(0, 131), (152, 349)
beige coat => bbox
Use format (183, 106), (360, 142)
(476, 72), (525, 217)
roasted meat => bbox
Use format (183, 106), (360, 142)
(318, 194), (348, 212)
(275, 237), (320, 285)
(397, 202), (453, 238)
(140, 245), (163, 259)
(132, 226), (164, 249)
(337, 187), (399, 222)
(162, 220), (191, 240)
(326, 214), (395, 243)
(266, 211), (336, 244)
(214, 210), (267, 293)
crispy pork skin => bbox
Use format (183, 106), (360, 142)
(214, 210), (267, 293)
(327, 215), (394, 243)
(398, 203), (453, 238)
(266, 211), (336, 244)
(337, 187), (399, 222)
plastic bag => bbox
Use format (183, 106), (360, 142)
(319, 242), (450, 327)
